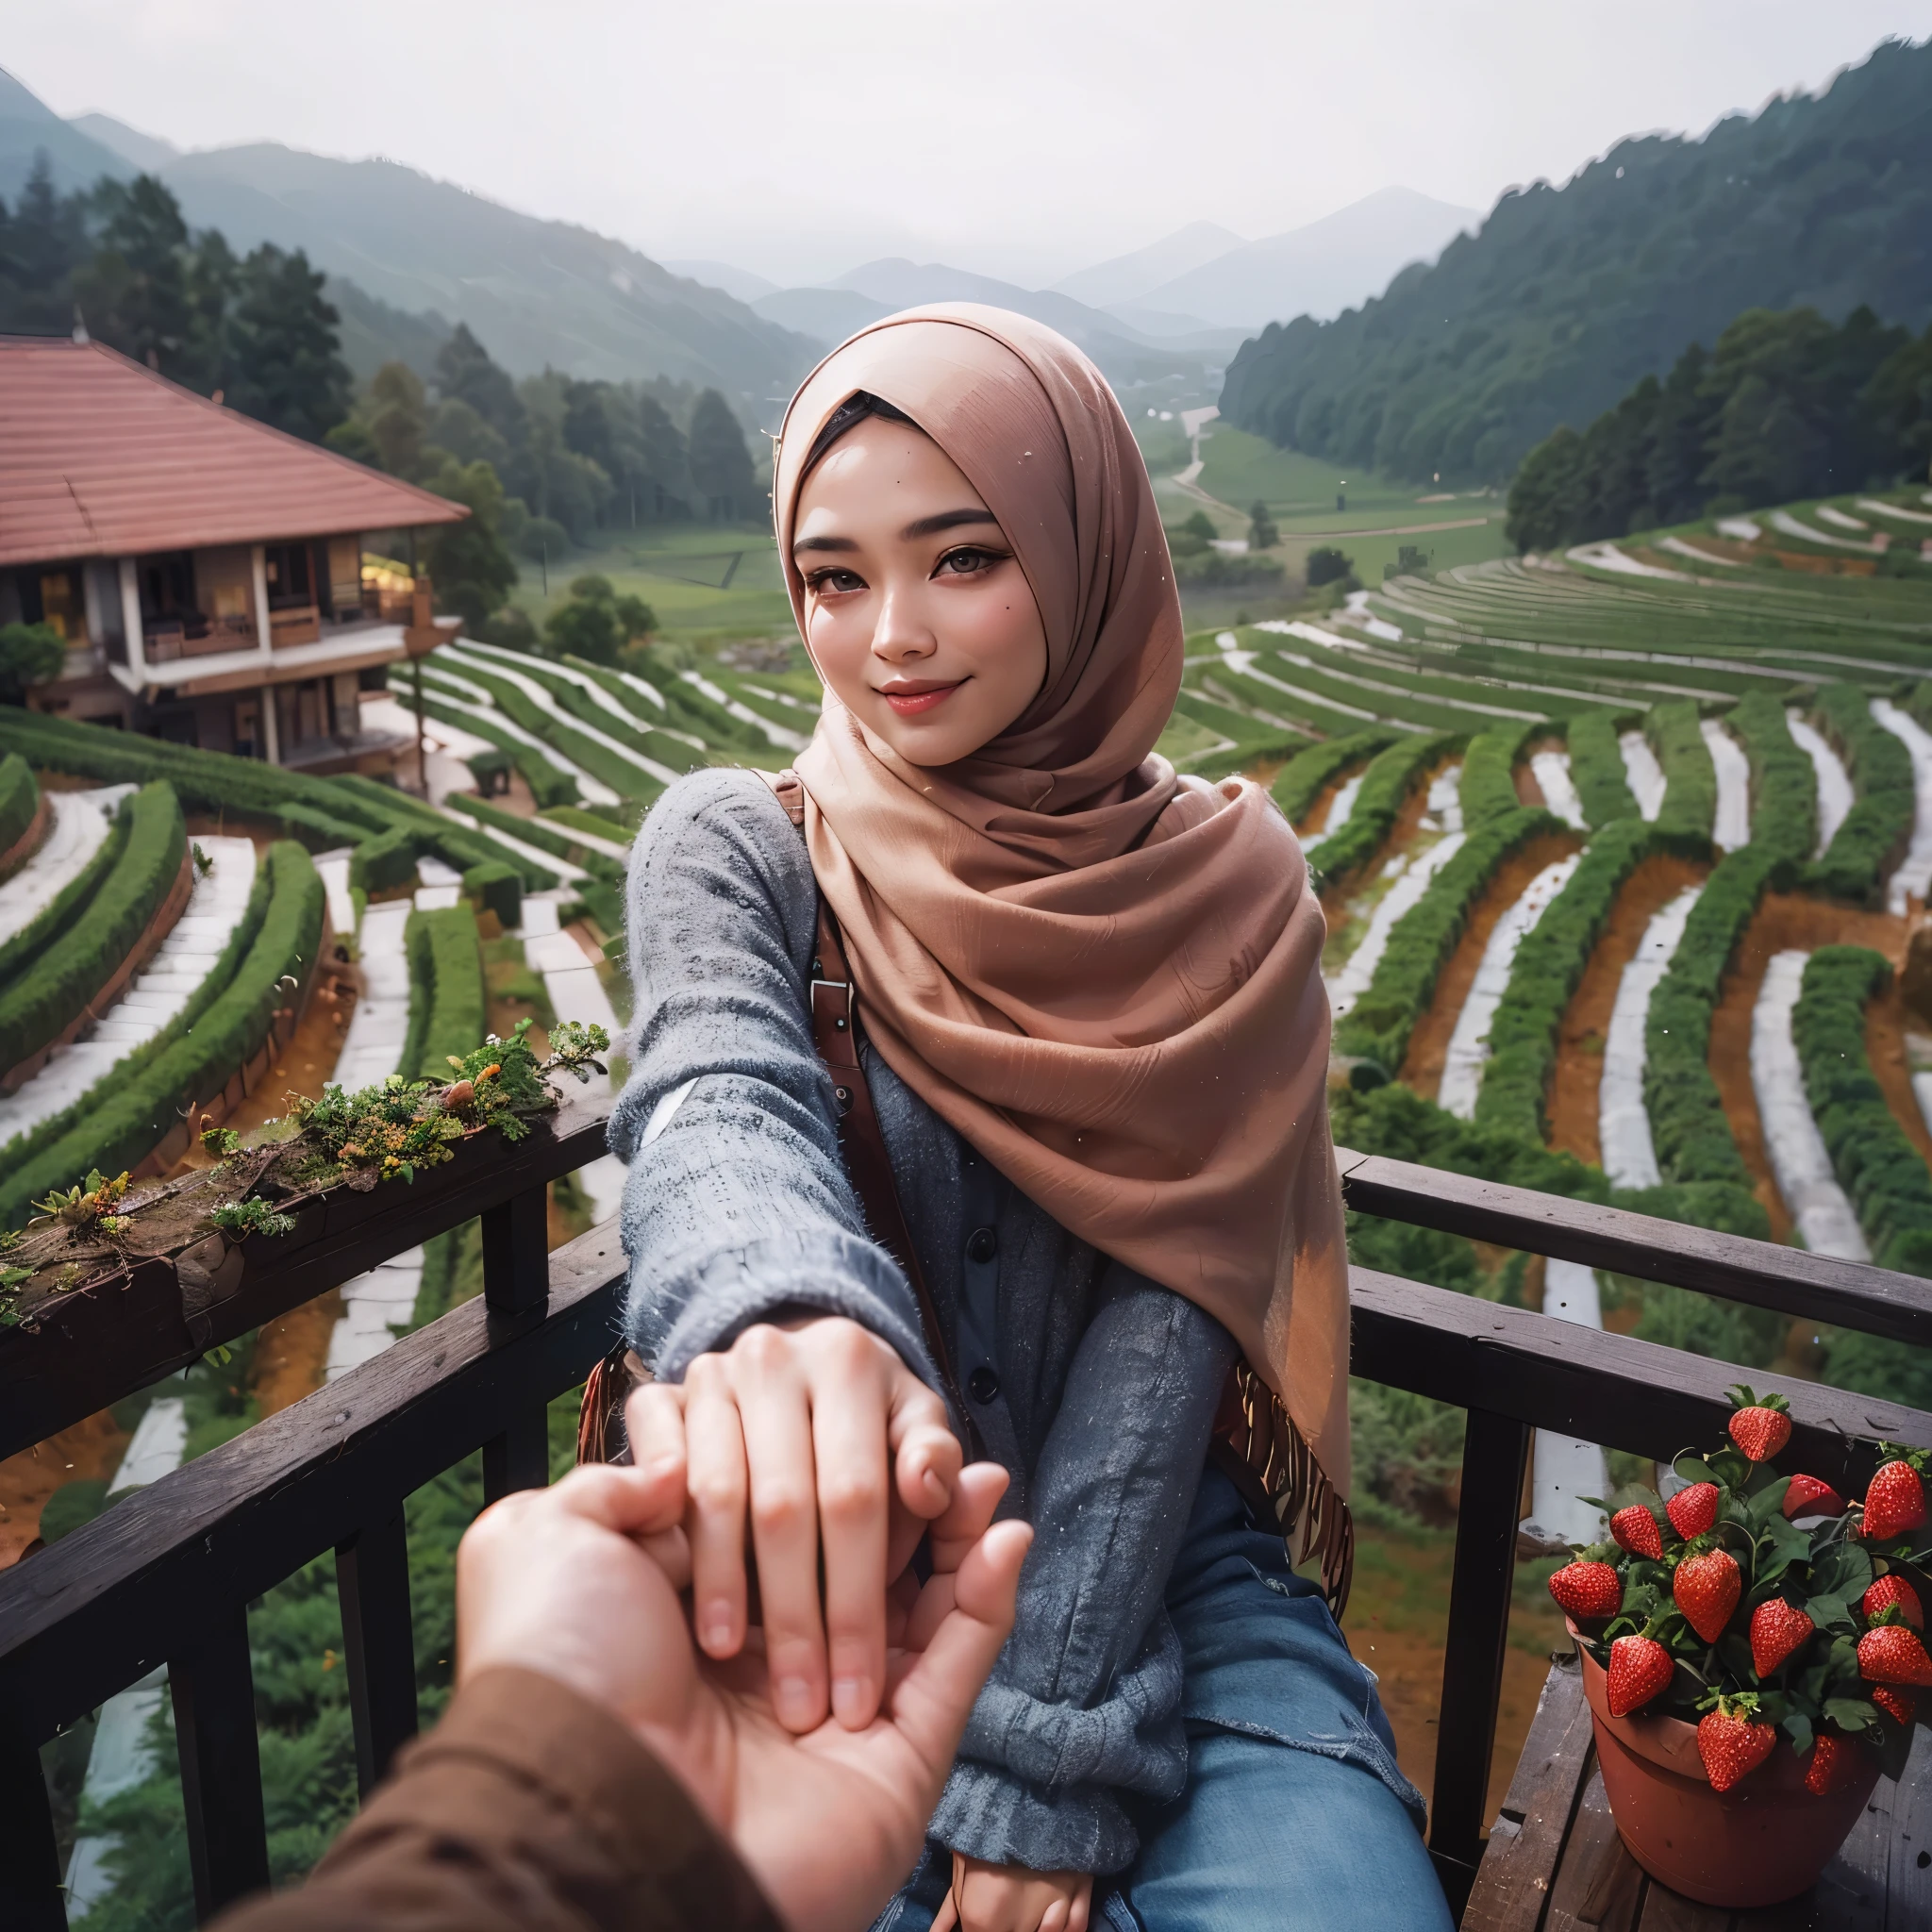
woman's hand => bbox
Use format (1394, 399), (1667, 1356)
(458, 1457), (1030, 1932)
(626, 1315), (963, 1733)
(932, 1855), (1093, 1932)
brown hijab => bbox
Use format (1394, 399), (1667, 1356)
(774, 305), (1349, 1491)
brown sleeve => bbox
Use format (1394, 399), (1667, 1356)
(212, 1666), (782, 1932)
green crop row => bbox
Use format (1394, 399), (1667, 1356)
(416, 691), (580, 811)
(1727, 690), (1816, 869)
(1307, 732), (1465, 886)
(1647, 699), (1716, 841)
(0, 793), (128, 987)
(1794, 947), (1932, 1275)
(0, 752), (35, 857)
(1645, 843), (1782, 1191)
(458, 793), (626, 885)
(1567, 709), (1639, 827)
(1333, 805), (1563, 1074)
(1474, 819), (1656, 1142)
(1805, 683), (1915, 905)
(499, 655), (718, 776)
(426, 656), (665, 804)
(403, 905), (489, 1082)
(0, 782), (185, 1079)
(1270, 729), (1400, 826)
(0, 841), (324, 1230)
(1460, 722), (1539, 827)
(0, 847), (269, 1174)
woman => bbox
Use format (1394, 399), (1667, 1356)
(613, 306), (1451, 1932)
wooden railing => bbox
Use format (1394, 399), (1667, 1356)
(3, 1112), (1929, 1928)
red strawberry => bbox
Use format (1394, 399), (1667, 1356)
(1749, 1598), (1816, 1676)
(1804, 1732), (1865, 1796)
(1675, 1548), (1743, 1643)
(1863, 1574), (1924, 1630)
(1857, 1624), (1932, 1688)
(1783, 1474), (1845, 1520)
(1548, 1561), (1622, 1619)
(1610, 1506), (1664, 1560)
(1667, 1482), (1721, 1541)
(1729, 1405), (1791, 1463)
(1862, 1460), (1926, 1542)
(1871, 1683), (1918, 1726)
(1697, 1704), (1776, 1791)
(1607, 1634), (1674, 1717)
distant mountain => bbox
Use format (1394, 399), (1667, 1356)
(662, 258), (781, 304)
(1142, 188), (1476, 329)
(327, 277), (453, 386)
(0, 70), (814, 398)
(67, 109), (179, 174)
(1219, 37), (1932, 485)
(753, 287), (891, 345)
(815, 258), (1212, 380)
(1053, 222), (1246, 310)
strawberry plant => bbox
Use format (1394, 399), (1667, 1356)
(1560, 1389), (1932, 1793)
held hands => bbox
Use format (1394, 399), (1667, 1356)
(457, 1451), (1030, 1932)
(934, 1857), (1094, 1932)
(627, 1314), (963, 1732)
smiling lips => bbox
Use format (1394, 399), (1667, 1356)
(878, 679), (962, 716)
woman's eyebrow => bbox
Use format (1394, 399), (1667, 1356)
(793, 533), (859, 554)
(900, 508), (1002, 541)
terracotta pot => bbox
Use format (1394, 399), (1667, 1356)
(1569, 1629), (1880, 1907)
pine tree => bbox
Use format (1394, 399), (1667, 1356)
(434, 324), (525, 445)
(226, 244), (352, 442)
(688, 388), (756, 521)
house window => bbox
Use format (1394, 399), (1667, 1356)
(37, 568), (84, 641)
(263, 542), (313, 610)
(140, 553), (198, 622)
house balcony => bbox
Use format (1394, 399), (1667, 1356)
(1, 1096), (1927, 1928)
(142, 613), (259, 662)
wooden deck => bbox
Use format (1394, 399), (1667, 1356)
(1463, 1655), (1932, 1931)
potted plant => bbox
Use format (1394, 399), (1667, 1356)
(1545, 1387), (1931, 1908)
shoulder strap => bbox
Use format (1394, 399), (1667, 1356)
(764, 771), (979, 1449)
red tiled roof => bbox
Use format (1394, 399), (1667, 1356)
(0, 337), (467, 568)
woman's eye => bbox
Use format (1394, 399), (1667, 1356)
(935, 547), (1002, 577)
(808, 568), (866, 594)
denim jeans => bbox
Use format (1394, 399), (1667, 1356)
(874, 1466), (1456, 1931)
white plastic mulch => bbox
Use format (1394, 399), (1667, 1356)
(1656, 536), (1743, 568)
(1529, 1259), (1610, 1548)
(1870, 698), (1932, 913)
(1529, 750), (1587, 829)
(1299, 771), (1364, 853)
(1340, 591), (1406, 642)
(63, 1398), (191, 1914)
(0, 784), (133, 947)
(1701, 719), (1752, 852)
(1716, 517), (1762, 541)
(1326, 833), (1469, 1018)
(359, 693), (501, 809)
(314, 852), (356, 940)
(1437, 852), (1582, 1117)
(1751, 950), (1869, 1261)
(1768, 509), (1882, 555)
(0, 838), (258, 1154)
(1785, 710), (1854, 857)
(682, 669), (809, 753)
(1618, 733), (1667, 822)
(441, 804), (588, 885)
(1423, 760), (1465, 834)
(521, 896), (626, 1224)
(1860, 498), (1932, 528)
(1565, 542), (1689, 580)
(1814, 506), (1869, 531)
(1598, 887), (1702, 1190)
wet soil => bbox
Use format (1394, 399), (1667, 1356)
(253, 1289), (346, 1418)
(1708, 892), (1912, 1241)
(1545, 855), (1709, 1169)
(1298, 774), (1345, 839)
(0, 1409), (130, 1566)
(1321, 756), (1460, 943)
(1513, 740), (1561, 811)
(1399, 830), (1585, 1099)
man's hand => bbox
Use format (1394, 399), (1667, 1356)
(457, 1456), (1028, 1932)
(932, 1857), (1093, 1932)
(626, 1316), (963, 1733)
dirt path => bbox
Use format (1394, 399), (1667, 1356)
(0, 1410), (129, 1565)
(1546, 855), (1708, 1167)
(254, 1290), (346, 1417)
(1709, 893), (1911, 1241)
(1400, 832), (1583, 1097)
(1514, 742), (1557, 810)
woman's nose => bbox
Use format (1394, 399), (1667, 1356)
(872, 584), (937, 662)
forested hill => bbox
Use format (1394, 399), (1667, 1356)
(1217, 36), (1932, 487)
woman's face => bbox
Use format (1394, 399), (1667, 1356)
(792, 415), (1049, 767)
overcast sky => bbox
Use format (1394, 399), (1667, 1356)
(9, 2), (1932, 289)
